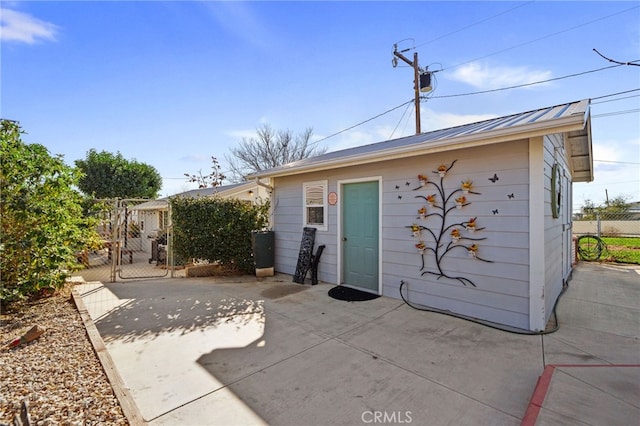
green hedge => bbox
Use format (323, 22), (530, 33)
(170, 196), (270, 273)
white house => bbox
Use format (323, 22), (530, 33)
(249, 99), (593, 332)
(133, 181), (269, 253)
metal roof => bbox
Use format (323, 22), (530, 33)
(172, 182), (249, 199)
(132, 182), (257, 211)
(249, 99), (593, 182)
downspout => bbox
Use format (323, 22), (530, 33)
(255, 178), (275, 229)
(254, 178), (273, 193)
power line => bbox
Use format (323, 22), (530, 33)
(313, 82), (637, 147)
(443, 4), (640, 72)
(425, 65), (624, 99)
(593, 48), (640, 67)
(591, 88), (640, 103)
(311, 99), (413, 147)
(574, 179), (639, 188)
(314, 87), (638, 146)
(593, 159), (640, 165)
(592, 94), (640, 104)
(389, 101), (413, 140)
(411, 1), (536, 50)
(400, 104), (414, 137)
(592, 109), (640, 118)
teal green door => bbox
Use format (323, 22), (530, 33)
(342, 181), (379, 293)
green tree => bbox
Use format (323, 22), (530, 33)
(225, 124), (326, 182)
(1, 120), (98, 302)
(579, 199), (598, 220)
(75, 149), (162, 198)
(579, 196), (631, 220)
(601, 195), (631, 220)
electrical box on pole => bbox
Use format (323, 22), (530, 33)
(392, 44), (432, 135)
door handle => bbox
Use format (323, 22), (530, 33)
(342, 237), (347, 241)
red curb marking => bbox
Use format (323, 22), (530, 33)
(521, 365), (556, 426)
(521, 364), (640, 426)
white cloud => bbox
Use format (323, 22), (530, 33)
(322, 130), (378, 153)
(202, 2), (276, 51)
(593, 142), (620, 166)
(574, 135), (640, 208)
(592, 137), (640, 173)
(0, 8), (58, 44)
(448, 62), (552, 90)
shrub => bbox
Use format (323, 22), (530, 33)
(171, 196), (270, 273)
(1, 120), (97, 302)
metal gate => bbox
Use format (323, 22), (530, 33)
(77, 198), (173, 283)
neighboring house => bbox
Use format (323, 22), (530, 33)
(133, 181), (269, 253)
(249, 99), (593, 332)
(628, 201), (640, 220)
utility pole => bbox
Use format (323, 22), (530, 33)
(392, 45), (432, 135)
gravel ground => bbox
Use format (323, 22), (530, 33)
(0, 285), (128, 425)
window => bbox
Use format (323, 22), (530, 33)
(303, 180), (327, 231)
(159, 210), (170, 229)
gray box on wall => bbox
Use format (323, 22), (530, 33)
(252, 230), (274, 276)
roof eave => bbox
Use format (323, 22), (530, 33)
(566, 111), (594, 183)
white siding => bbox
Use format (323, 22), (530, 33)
(543, 133), (572, 325)
(529, 137), (546, 331)
(272, 174), (339, 284)
(273, 140), (533, 329)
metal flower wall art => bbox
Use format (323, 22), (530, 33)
(406, 160), (492, 287)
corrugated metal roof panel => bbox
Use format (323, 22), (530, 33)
(169, 182), (253, 198)
(250, 99), (591, 179)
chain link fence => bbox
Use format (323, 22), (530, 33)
(573, 212), (640, 237)
(75, 199), (179, 283)
(572, 212), (640, 264)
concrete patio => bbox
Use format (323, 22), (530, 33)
(73, 262), (640, 425)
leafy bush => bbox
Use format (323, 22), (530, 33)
(171, 196), (270, 273)
(1, 120), (98, 302)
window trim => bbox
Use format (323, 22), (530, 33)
(159, 210), (169, 230)
(303, 180), (328, 231)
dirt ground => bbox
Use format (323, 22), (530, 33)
(0, 285), (127, 425)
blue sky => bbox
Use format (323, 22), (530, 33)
(2, 1), (639, 210)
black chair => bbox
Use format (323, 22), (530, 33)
(310, 244), (325, 285)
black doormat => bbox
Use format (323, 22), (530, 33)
(328, 286), (380, 302)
